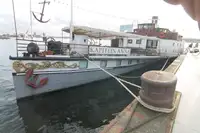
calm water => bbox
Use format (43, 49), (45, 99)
(0, 39), (171, 133)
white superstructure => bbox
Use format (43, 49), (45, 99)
(10, 25), (183, 99)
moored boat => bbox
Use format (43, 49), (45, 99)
(10, 24), (183, 99)
(9, 0), (184, 99)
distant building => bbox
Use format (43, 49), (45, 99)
(120, 24), (133, 32)
(35, 34), (42, 38)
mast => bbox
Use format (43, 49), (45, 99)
(30, 0), (33, 38)
(11, 0), (18, 56)
(70, 0), (73, 43)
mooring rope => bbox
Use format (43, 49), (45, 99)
(76, 52), (175, 113)
(78, 54), (141, 99)
(113, 57), (169, 79)
(161, 58), (169, 71)
(116, 75), (141, 79)
(118, 78), (141, 89)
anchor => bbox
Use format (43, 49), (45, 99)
(32, 0), (50, 23)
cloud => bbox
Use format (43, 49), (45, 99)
(0, 0), (199, 38)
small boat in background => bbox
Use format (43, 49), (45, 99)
(0, 34), (10, 40)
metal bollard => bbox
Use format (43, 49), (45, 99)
(139, 70), (177, 109)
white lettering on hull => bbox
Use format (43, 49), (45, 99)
(89, 46), (131, 55)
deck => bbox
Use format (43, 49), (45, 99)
(172, 53), (200, 133)
(100, 53), (200, 133)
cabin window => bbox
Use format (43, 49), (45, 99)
(144, 25), (147, 29)
(72, 33), (75, 40)
(152, 40), (157, 48)
(138, 25), (143, 29)
(173, 43), (175, 46)
(116, 60), (122, 67)
(79, 61), (88, 69)
(147, 40), (153, 48)
(146, 40), (157, 48)
(128, 39), (133, 44)
(100, 61), (107, 67)
(84, 39), (87, 43)
(136, 39), (142, 44)
(128, 60), (132, 65)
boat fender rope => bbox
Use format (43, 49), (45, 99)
(25, 68), (48, 89)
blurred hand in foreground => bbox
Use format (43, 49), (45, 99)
(164, 0), (200, 22)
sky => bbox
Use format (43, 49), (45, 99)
(0, 0), (200, 38)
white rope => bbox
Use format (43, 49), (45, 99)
(118, 78), (141, 89)
(76, 52), (175, 113)
(80, 55), (140, 100)
(112, 57), (169, 79)
(85, 54), (141, 89)
(116, 75), (141, 79)
(137, 97), (176, 113)
(161, 58), (169, 71)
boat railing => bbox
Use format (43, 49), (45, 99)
(15, 38), (162, 57)
(16, 38), (47, 56)
(16, 39), (90, 57)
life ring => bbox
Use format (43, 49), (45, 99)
(159, 32), (165, 38)
(25, 68), (48, 89)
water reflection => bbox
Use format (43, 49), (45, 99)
(16, 59), (173, 133)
